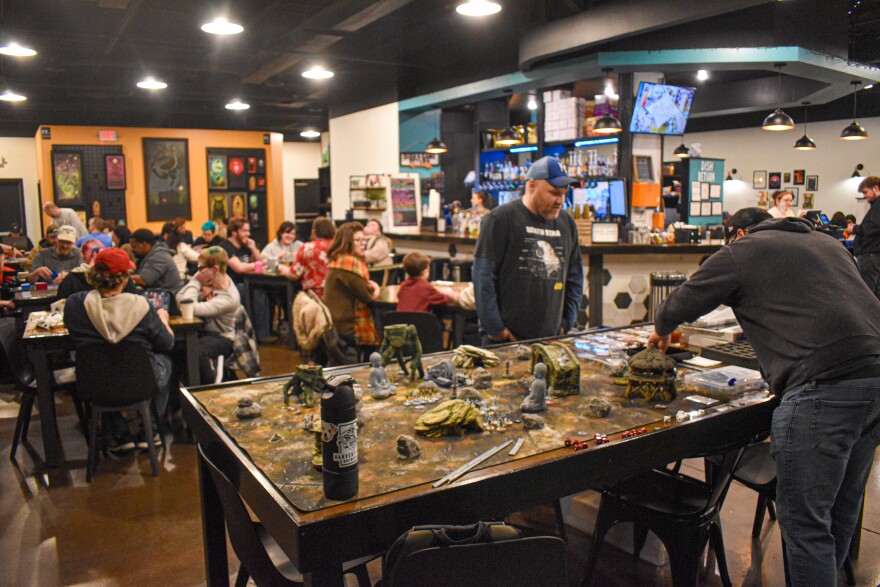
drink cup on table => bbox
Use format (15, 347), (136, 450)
(180, 299), (195, 321)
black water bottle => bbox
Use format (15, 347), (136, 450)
(321, 374), (359, 500)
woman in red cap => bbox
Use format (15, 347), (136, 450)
(64, 248), (175, 453)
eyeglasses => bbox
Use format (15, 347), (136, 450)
(353, 237), (365, 243)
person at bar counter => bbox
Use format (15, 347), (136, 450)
(218, 216), (274, 343)
(852, 176), (880, 297)
(42, 200), (88, 238)
(28, 225), (81, 284)
(648, 207), (880, 586)
(129, 228), (183, 292)
(473, 156), (583, 343)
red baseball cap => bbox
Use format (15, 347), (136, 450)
(94, 247), (136, 274)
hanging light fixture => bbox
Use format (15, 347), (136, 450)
(673, 141), (689, 158)
(793, 101), (817, 150)
(494, 126), (522, 146)
(762, 64), (795, 131)
(840, 81), (869, 140)
(593, 68), (622, 134)
(425, 111), (448, 153)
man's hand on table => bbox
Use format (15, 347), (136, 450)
(52, 271), (67, 285)
(29, 267), (53, 281)
(647, 329), (670, 353)
(488, 327), (517, 343)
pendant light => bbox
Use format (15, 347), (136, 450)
(425, 112), (448, 154)
(762, 64), (795, 131)
(840, 81), (869, 141)
(494, 126), (522, 146)
(793, 101), (817, 150)
(673, 141), (689, 158)
(594, 69), (622, 134)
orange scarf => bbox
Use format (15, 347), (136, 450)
(328, 254), (377, 346)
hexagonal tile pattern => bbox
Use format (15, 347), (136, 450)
(614, 292), (633, 310)
(602, 269), (612, 286)
(628, 275), (647, 294)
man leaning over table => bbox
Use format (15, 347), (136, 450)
(648, 207), (880, 587)
(43, 200), (88, 238)
(29, 225), (81, 284)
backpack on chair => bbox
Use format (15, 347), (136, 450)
(381, 521), (566, 587)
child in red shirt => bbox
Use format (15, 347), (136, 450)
(397, 252), (459, 312)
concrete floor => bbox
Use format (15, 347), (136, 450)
(1, 342), (879, 586)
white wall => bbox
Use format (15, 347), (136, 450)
(0, 137), (40, 242)
(329, 102), (400, 220)
(664, 115), (880, 219)
(282, 141), (322, 221)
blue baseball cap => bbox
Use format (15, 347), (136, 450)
(524, 156), (579, 187)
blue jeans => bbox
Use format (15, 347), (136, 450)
(236, 283), (272, 339)
(770, 378), (880, 586)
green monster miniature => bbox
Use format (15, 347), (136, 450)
(282, 365), (326, 407)
(379, 324), (424, 382)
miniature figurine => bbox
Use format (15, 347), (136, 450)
(415, 399), (484, 438)
(504, 360), (511, 377)
(522, 413), (545, 430)
(396, 435), (421, 460)
(368, 352), (395, 399)
(520, 363), (547, 413)
(425, 359), (456, 388)
(234, 395), (263, 419)
(282, 365), (325, 407)
(472, 367), (492, 390)
(624, 347), (677, 402)
(379, 324), (424, 382)
(452, 345), (500, 369)
(530, 343), (580, 396)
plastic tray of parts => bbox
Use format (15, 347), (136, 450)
(683, 366), (764, 395)
(698, 340), (759, 370)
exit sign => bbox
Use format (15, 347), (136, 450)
(98, 130), (118, 142)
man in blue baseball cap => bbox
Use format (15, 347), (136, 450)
(473, 156), (583, 343)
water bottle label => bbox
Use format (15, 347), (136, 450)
(332, 419), (358, 467)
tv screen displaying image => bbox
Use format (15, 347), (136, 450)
(629, 82), (695, 135)
(573, 179), (627, 219)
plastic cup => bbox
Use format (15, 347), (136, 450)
(180, 300), (195, 321)
(35, 282), (48, 291)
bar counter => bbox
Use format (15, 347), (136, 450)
(387, 231), (721, 328)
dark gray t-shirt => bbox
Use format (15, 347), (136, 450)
(30, 247), (82, 281)
(474, 199), (579, 340)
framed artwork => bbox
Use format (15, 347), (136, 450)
(803, 193), (814, 209)
(757, 191), (769, 209)
(229, 193), (246, 219)
(228, 157), (245, 189)
(768, 172), (782, 190)
(257, 158), (265, 172)
(248, 194), (259, 211)
(104, 154), (126, 190)
(788, 187), (799, 206)
(247, 157), (257, 174)
(208, 154), (228, 189)
(256, 176), (267, 191)
(143, 138), (191, 221)
(783, 172), (791, 183)
(75, 210), (87, 226)
(806, 175), (819, 191)
(793, 169), (805, 185)
(209, 193), (228, 221)
(248, 176), (257, 191)
(51, 151), (84, 205)
(633, 155), (654, 181)
(753, 170), (767, 189)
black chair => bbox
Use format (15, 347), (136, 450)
(582, 445), (745, 587)
(381, 311), (445, 354)
(76, 342), (162, 482)
(198, 443), (374, 587)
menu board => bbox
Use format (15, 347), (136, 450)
(684, 158), (724, 226)
(390, 176), (419, 228)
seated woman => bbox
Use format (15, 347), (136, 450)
(261, 221), (302, 265)
(175, 246), (237, 383)
(363, 219), (394, 267)
(281, 216), (335, 297)
(322, 222), (380, 362)
(64, 248), (174, 452)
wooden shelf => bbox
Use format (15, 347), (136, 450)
(352, 206), (386, 211)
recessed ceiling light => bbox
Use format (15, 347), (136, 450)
(300, 130), (321, 138)
(456, 0), (502, 16)
(137, 77), (167, 90)
(697, 69), (709, 81)
(201, 17), (243, 35)
(0, 42), (37, 57)
(225, 99), (250, 110)
(0, 91), (26, 102)
(302, 66), (334, 79)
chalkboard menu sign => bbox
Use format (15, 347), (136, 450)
(634, 155), (654, 181)
(390, 176), (420, 230)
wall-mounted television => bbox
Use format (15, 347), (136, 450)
(629, 82), (695, 135)
(573, 179), (627, 219)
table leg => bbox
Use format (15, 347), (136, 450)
(197, 449), (231, 587)
(286, 281), (297, 350)
(185, 329), (200, 387)
(27, 344), (62, 468)
(588, 254), (603, 328)
(453, 311), (465, 348)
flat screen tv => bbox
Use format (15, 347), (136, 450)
(629, 82), (695, 135)
(575, 179), (627, 219)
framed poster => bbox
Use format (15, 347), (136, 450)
(247, 157), (257, 174)
(806, 175), (819, 191)
(104, 154), (126, 190)
(768, 172), (782, 190)
(757, 191), (768, 209)
(51, 151), (83, 205)
(389, 175), (421, 231)
(209, 193), (228, 221)
(228, 193), (246, 219)
(228, 157), (245, 189)
(208, 154), (228, 189)
(803, 193), (814, 209)
(633, 155), (654, 181)
(400, 152), (439, 168)
(753, 170), (767, 189)
(143, 138), (191, 221)
(793, 169), (805, 185)
(783, 172), (791, 183)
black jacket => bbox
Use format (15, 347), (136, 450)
(853, 198), (880, 256)
(655, 217), (880, 394)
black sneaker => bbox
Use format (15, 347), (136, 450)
(136, 429), (164, 450)
(109, 432), (136, 454)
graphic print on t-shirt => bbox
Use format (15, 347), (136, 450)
(521, 226), (565, 281)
